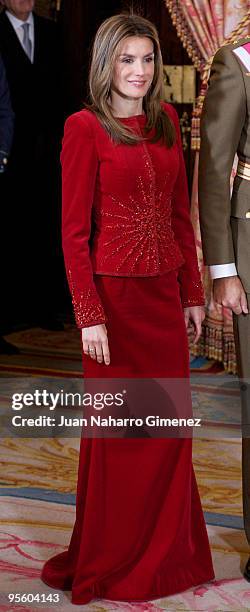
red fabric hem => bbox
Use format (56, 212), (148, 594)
(71, 570), (215, 605)
(92, 263), (183, 278)
(41, 569), (215, 606)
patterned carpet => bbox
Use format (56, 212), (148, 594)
(0, 326), (249, 611)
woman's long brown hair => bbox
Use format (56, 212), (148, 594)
(86, 13), (176, 147)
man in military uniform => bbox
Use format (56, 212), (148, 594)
(199, 36), (250, 579)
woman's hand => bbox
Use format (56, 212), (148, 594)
(183, 306), (205, 344)
(82, 324), (110, 365)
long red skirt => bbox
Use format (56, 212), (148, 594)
(41, 271), (214, 604)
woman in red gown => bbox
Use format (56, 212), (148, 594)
(41, 13), (214, 605)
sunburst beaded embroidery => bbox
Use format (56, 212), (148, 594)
(98, 146), (183, 274)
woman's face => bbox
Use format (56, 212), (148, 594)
(111, 36), (155, 101)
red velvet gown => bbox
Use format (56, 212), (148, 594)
(41, 104), (214, 604)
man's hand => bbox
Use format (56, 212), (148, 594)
(213, 276), (248, 315)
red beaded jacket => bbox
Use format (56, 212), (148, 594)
(61, 102), (204, 328)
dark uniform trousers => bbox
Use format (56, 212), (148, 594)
(233, 305), (250, 542)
